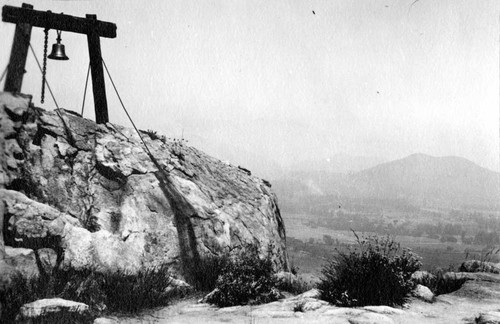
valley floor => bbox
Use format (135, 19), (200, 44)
(282, 212), (500, 273)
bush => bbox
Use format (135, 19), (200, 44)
(206, 246), (280, 307)
(318, 232), (421, 307)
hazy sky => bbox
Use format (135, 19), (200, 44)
(1, 0), (499, 176)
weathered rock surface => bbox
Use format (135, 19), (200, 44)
(476, 311), (500, 324)
(412, 284), (434, 303)
(460, 260), (500, 274)
(0, 92), (288, 279)
(17, 298), (89, 321)
(4, 246), (38, 278)
(93, 272), (500, 324)
(0, 93), (31, 261)
(410, 270), (435, 284)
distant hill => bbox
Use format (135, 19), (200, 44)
(350, 153), (500, 208)
(273, 153), (500, 210)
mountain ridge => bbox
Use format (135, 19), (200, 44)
(273, 153), (500, 210)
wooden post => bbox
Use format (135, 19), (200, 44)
(86, 14), (109, 124)
(4, 3), (33, 93)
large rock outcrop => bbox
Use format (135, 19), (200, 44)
(0, 92), (288, 279)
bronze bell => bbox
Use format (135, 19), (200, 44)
(48, 31), (69, 60)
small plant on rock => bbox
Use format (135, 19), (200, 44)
(293, 301), (306, 312)
(206, 245), (281, 307)
(318, 231), (421, 307)
(171, 138), (188, 160)
(142, 129), (167, 143)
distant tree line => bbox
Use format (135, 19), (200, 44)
(306, 212), (500, 247)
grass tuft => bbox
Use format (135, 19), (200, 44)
(0, 264), (173, 322)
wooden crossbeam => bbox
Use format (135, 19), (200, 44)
(2, 4), (116, 38)
(2, 3), (117, 124)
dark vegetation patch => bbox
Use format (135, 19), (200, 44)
(0, 264), (173, 323)
(205, 246), (281, 307)
(186, 247), (312, 304)
(186, 254), (231, 292)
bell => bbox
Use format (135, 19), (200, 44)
(48, 31), (69, 60)
(48, 43), (69, 60)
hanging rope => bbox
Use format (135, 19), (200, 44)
(80, 62), (91, 116)
(0, 64), (8, 84)
(41, 28), (49, 104)
(100, 58), (190, 224)
(101, 58), (155, 158)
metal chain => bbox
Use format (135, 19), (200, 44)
(41, 28), (49, 104)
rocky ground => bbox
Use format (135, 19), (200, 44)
(92, 272), (500, 324)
